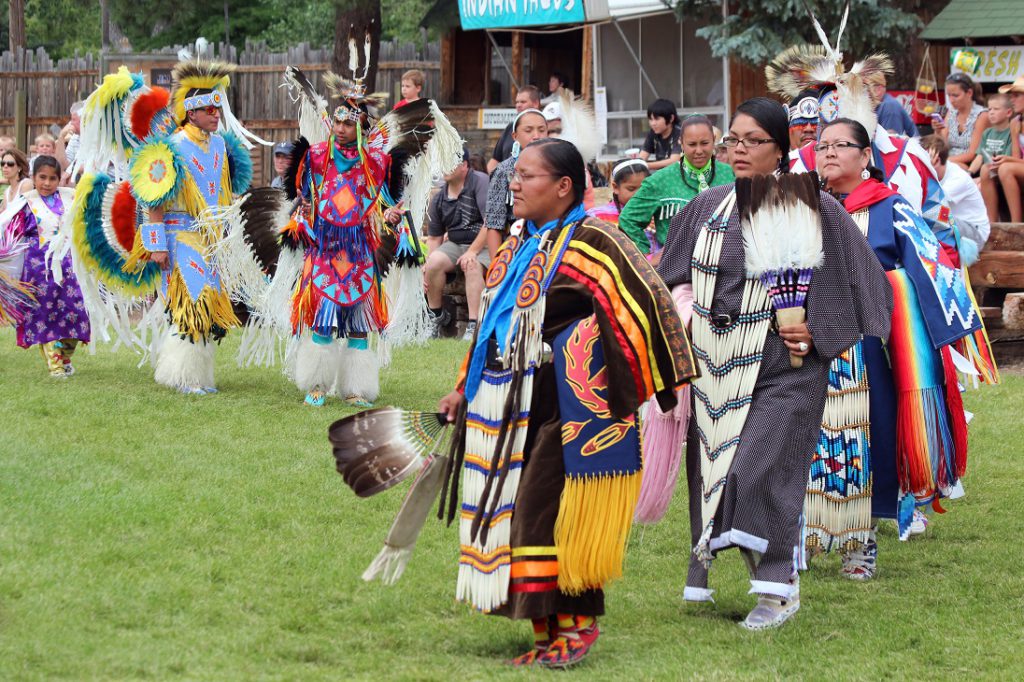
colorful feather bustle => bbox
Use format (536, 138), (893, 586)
(74, 66), (146, 175)
(221, 132), (254, 196)
(887, 268), (964, 498)
(0, 229), (36, 326)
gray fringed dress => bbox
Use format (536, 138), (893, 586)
(657, 183), (892, 599)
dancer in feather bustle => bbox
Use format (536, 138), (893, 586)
(806, 119), (975, 578)
(286, 70), (393, 408)
(116, 56), (257, 394)
(437, 139), (695, 667)
(657, 98), (892, 630)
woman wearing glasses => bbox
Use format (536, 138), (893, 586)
(1, 148), (32, 212)
(933, 73), (990, 170)
(804, 118), (974, 579)
(656, 99), (892, 630)
(437, 138), (695, 667)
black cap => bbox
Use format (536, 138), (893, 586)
(274, 141), (294, 156)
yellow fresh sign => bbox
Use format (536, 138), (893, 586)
(957, 46), (1024, 83)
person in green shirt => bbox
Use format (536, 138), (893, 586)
(618, 114), (734, 256)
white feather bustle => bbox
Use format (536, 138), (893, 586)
(236, 244), (303, 368)
(337, 346), (380, 402)
(383, 263), (432, 347)
(292, 334), (345, 393)
(386, 99), (464, 236)
(204, 201), (272, 309)
(154, 329), (215, 391)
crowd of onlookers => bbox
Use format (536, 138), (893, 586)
(0, 102), (83, 213)
(10, 68), (1023, 339)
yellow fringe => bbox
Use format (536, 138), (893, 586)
(122, 230), (150, 274)
(164, 267), (240, 341)
(554, 471), (642, 595)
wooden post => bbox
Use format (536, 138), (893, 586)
(440, 29), (455, 105)
(511, 31), (524, 100)
(14, 91), (27, 151)
(581, 24), (593, 102)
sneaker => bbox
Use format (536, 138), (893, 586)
(461, 321), (477, 342)
(304, 389), (326, 407)
(428, 308), (452, 338)
(49, 370), (68, 380)
(344, 395), (374, 408)
(202, 386), (218, 394)
(740, 594), (800, 631)
(63, 363), (76, 377)
(535, 621), (599, 669)
(179, 385), (207, 395)
(909, 509), (928, 536)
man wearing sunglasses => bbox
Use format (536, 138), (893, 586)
(124, 59), (258, 395)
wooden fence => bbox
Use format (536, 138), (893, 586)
(0, 39), (442, 185)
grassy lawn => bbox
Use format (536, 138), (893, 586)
(1, 328), (1021, 680)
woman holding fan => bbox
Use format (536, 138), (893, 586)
(804, 119), (974, 578)
(657, 99), (892, 630)
(437, 139), (694, 667)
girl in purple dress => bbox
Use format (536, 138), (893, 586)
(6, 156), (90, 377)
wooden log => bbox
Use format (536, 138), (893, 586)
(984, 223), (1024, 252)
(1004, 292), (1024, 331)
(969, 251), (1024, 289)
(981, 306), (1003, 328)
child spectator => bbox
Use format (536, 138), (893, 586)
(541, 71), (567, 105)
(993, 76), (1024, 222)
(640, 99), (681, 170)
(974, 93), (1016, 221)
(394, 69), (424, 110)
(0, 135), (15, 155)
(921, 135), (990, 264)
(587, 158), (650, 234)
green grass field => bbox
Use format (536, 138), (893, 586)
(1, 329), (1021, 680)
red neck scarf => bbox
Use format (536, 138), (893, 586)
(842, 178), (897, 214)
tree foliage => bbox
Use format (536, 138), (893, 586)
(5, 0), (434, 59)
(676, 0), (923, 67)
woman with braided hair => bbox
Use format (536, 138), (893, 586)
(437, 138), (694, 667)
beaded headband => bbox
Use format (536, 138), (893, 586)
(183, 90), (223, 112)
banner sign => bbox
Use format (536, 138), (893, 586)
(459, 0), (586, 31)
(951, 45), (1024, 83)
(478, 108), (518, 130)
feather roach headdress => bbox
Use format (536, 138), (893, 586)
(765, 2), (893, 138)
(323, 29), (389, 123)
(171, 40), (269, 148)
